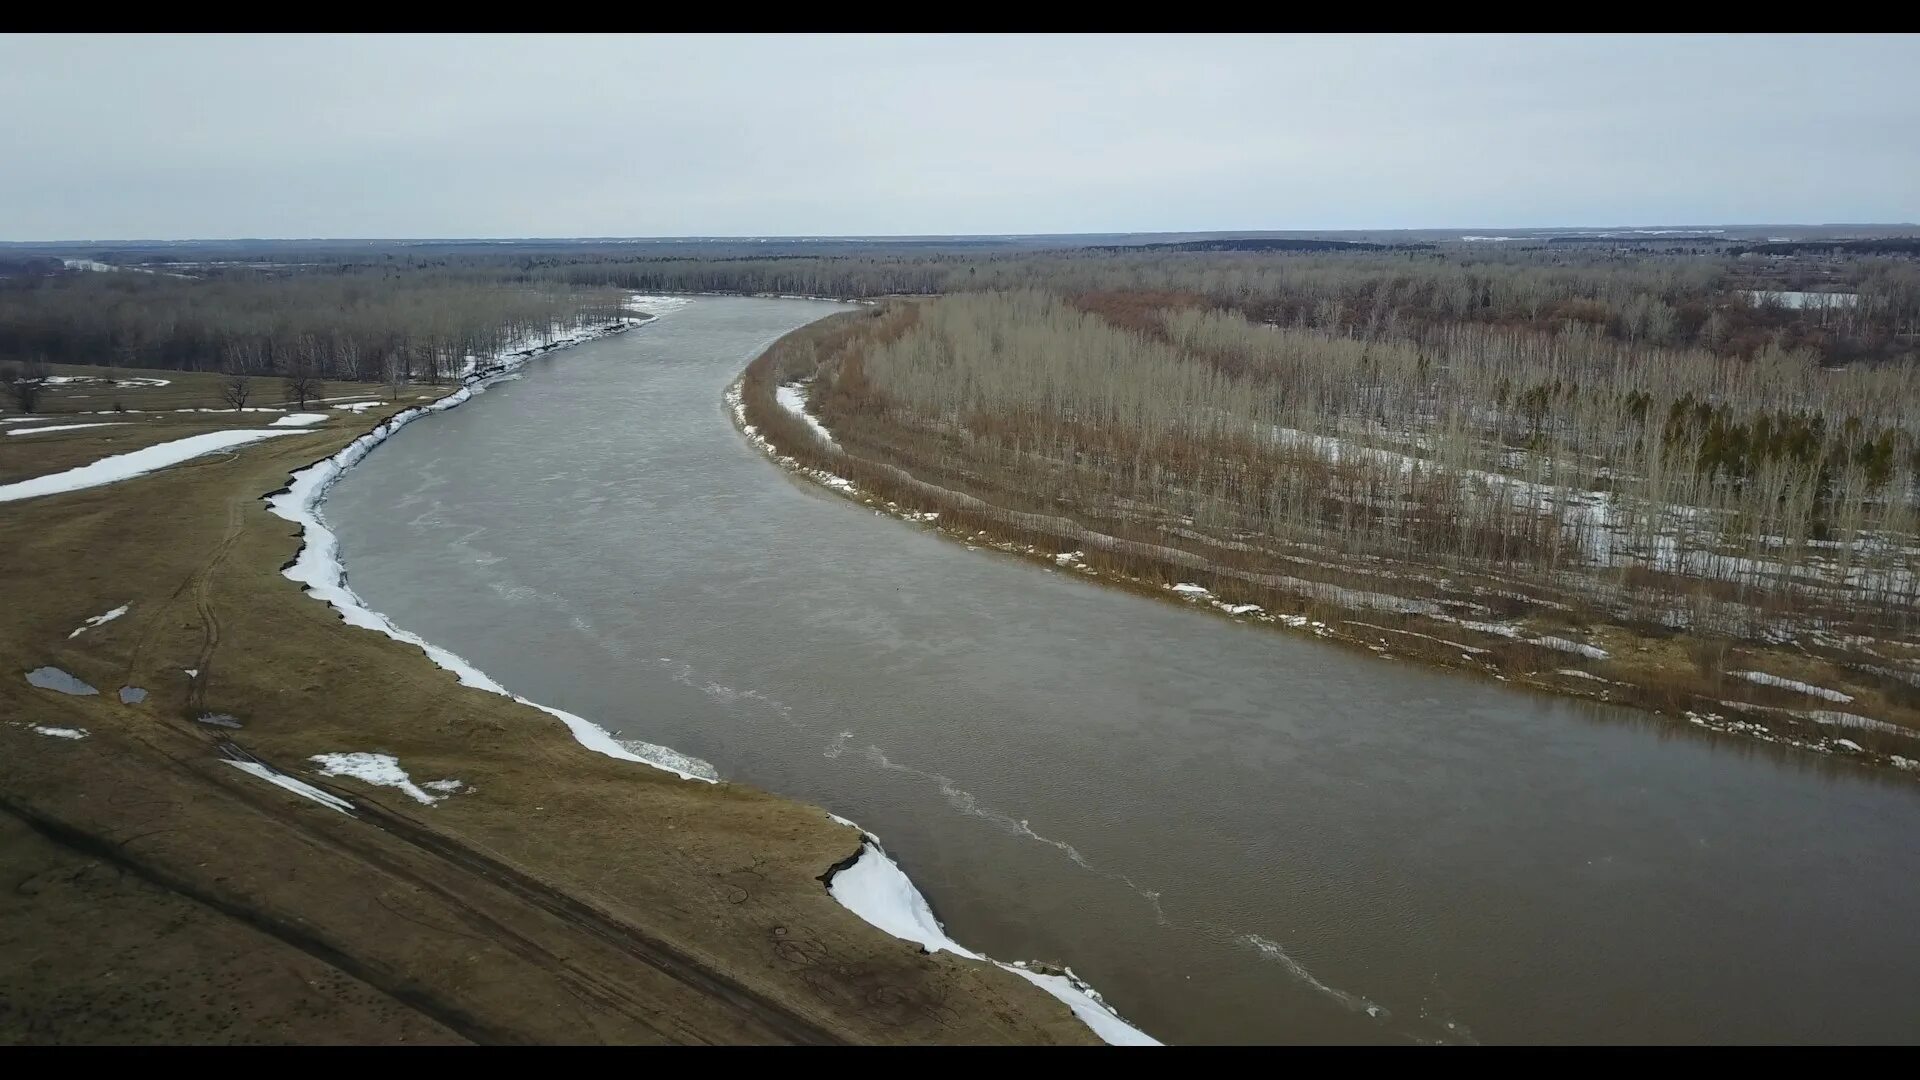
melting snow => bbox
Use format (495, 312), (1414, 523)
(775, 383), (838, 446)
(30, 726), (88, 740)
(67, 603), (130, 639)
(7, 422), (135, 436)
(270, 412), (330, 428)
(224, 760), (353, 814)
(1732, 671), (1854, 703)
(0, 430), (297, 503)
(309, 752), (443, 806)
(827, 828), (1158, 1045)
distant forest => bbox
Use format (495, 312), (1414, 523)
(2, 241), (1916, 379)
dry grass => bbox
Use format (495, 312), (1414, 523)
(1, 365), (1095, 1045)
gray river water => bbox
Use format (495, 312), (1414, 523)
(325, 296), (1920, 1045)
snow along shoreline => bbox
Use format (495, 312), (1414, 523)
(262, 297), (1153, 1044)
(731, 367), (1159, 1044)
(262, 310), (719, 784)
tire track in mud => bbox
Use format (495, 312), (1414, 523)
(210, 742), (847, 1045)
(0, 789), (509, 1045)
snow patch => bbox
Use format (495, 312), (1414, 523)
(67, 603), (129, 639)
(827, 830), (1158, 1046)
(775, 383), (838, 446)
(309, 752), (442, 806)
(30, 725), (88, 740)
(224, 760), (353, 814)
(0, 430), (297, 503)
(1732, 670), (1854, 703)
(7, 422), (135, 436)
(270, 412), (330, 428)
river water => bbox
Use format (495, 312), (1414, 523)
(325, 296), (1920, 1045)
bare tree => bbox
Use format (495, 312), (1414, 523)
(280, 338), (324, 410)
(382, 350), (405, 402)
(2, 356), (51, 413)
(221, 373), (253, 411)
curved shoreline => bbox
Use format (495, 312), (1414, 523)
(262, 318), (720, 784)
(265, 300), (1158, 1046)
(727, 328), (1920, 780)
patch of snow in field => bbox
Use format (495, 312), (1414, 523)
(1719, 700), (1911, 738)
(1531, 635), (1611, 660)
(309, 752), (442, 806)
(0, 429), (298, 503)
(1731, 670), (1854, 703)
(423, 778), (464, 794)
(1170, 582), (1213, 598)
(0, 416), (55, 424)
(264, 322), (717, 784)
(775, 383), (839, 447)
(7, 422), (135, 436)
(827, 830), (1158, 1045)
(270, 412), (330, 428)
(1433, 616), (1610, 659)
(67, 603), (129, 639)
(330, 401), (383, 413)
(173, 407), (283, 413)
(30, 726), (88, 740)
(224, 760), (353, 814)
(1554, 668), (1616, 683)
(43, 374), (171, 387)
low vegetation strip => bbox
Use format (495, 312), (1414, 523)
(733, 298), (1920, 775)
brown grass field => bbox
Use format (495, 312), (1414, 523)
(0, 365), (1096, 1045)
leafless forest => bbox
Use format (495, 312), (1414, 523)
(731, 246), (1920, 755)
(0, 270), (636, 385)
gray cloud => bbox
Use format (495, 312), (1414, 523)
(1, 33), (1914, 239)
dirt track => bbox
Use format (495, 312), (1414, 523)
(0, 368), (1098, 1045)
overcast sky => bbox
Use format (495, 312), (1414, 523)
(2, 33), (1915, 240)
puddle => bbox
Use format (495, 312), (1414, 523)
(196, 713), (243, 729)
(26, 666), (98, 696)
(118, 686), (147, 704)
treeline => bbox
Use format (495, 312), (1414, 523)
(526, 248), (1920, 366)
(0, 271), (634, 382)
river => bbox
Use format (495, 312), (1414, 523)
(324, 295), (1920, 1045)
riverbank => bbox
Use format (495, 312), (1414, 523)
(731, 308), (1920, 778)
(1, 317), (1117, 1043)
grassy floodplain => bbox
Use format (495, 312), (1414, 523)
(0, 360), (1100, 1045)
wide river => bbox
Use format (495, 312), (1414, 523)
(327, 296), (1920, 1045)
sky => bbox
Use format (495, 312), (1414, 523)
(1, 33), (1916, 240)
